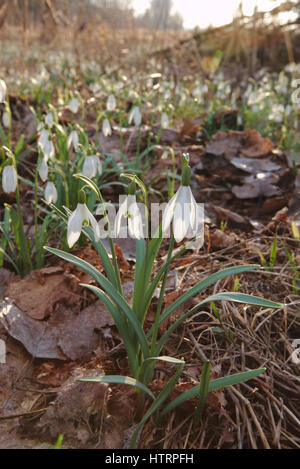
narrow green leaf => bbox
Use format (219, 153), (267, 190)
(147, 264), (262, 340)
(201, 292), (282, 309)
(143, 356), (185, 365)
(160, 368), (266, 418)
(193, 361), (210, 426)
(155, 291), (281, 356)
(77, 374), (155, 399)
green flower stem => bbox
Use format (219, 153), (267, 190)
(98, 190), (123, 297)
(151, 235), (174, 356)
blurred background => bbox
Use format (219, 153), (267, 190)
(1, 0), (300, 73)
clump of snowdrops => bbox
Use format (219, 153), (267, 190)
(45, 155), (281, 448)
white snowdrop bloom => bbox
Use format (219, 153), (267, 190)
(128, 90), (139, 101)
(162, 186), (199, 243)
(161, 112), (169, 129)
(42, 138), (55, 161)
(45, 112), (54, 128)
(128, 106), (142, 127)
(106, 94), (116, 112)
(67, 130), (79, 151)
(2, 111), (10, 128)
(90, 83), (102, 97)
(114, 195), (144, 239)
(82, 155), (102, 178)
(2, 165), (17, 193)
(161, 150), (168, 160)
(38, 158), (48, 182)
(285, 104), (292, 116)
(0, 79), (7, 103)
(38, 128), (50, 148)
(102, 118), (112, 137)
(67, 98), (79, 114)
(44, 181), (57, 204)
(67, 203), (100, 248)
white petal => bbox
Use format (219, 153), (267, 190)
(114, 197), (128, 237)
(106, 94), (116, 111)
(38, 129), (49, 148)
(173, 186), (191, 243)
(161, 112), (169, 129)
(67, 98), (79, 113)
(162, 191), (178, 233)
(128, 201), (144, 239)
(67, 130), (79, 151)
(45, 140), (55, 160)
(87, 207), (100, 241)
(38, 158), (48, 182)
(67, 204), (84, 248)
(2, 165), (17, 193)
(2, 112), (10, 128)
(102, 119), (112, 137)
(134, 107), (142, 126)
(44, 181), (57, 204)
(0, 79), (7, 103)
(82, 156), (96, 178)
(45, 112), (54, 128)
(94, 156), (102, 176)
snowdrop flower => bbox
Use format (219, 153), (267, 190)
(90, 82), (102, 97)
(45, 112), (54, 128)
(44, 181), (57, 204)
(67, 196), (100, 248)
(106, 94), (116, 111)
(161, 112), (169, 129)
(2, 164), (17, 193)
(38, 158), (48, 182)
(42, 138), (55, 161)
(162, 158), (199, 243)
(0, 79), (7, 103)
(38, 128), (50, 148)
(102, 118), (112, 137)
(161, 150), (168, 160)
(128, 106), (142, 127)
(2, 111), (10, 128)
(67, 98), (79, 114)
(67, 130), (79, 151)
(82, 155), (102, 178)
(38, 129), (55, 160)
(114, 183), (143, 239)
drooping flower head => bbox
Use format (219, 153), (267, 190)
(161, 112), (169, 129)
(106, 94), (116, 112)
(2, 161), (17, 194)
(162, 154), (201, 243)
(0, 79), (7, 104)
(67, 190), (100, 248)
(66, 98), (79, 114)
(44, 181), (58, 204)
(82, 155), (102, 179)
(67, 129), (79, 151)
(114, 181), (144, 239)
(128, 106), (142, 127)
(102, 118), (112, 137)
